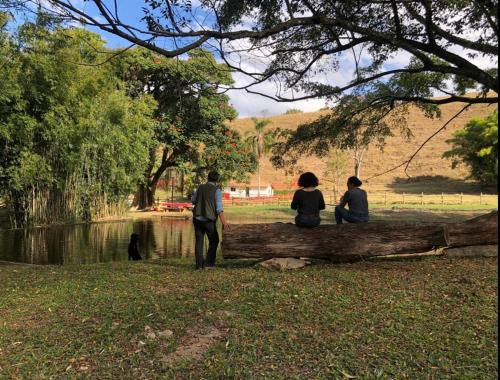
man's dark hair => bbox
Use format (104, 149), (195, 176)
(298, 172), (319, 188)
(208, 171), (221, 183)
(348, 176), (363, 187)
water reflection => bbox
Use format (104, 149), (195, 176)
(0, 218), (200, 265)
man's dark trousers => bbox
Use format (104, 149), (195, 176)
(193, 218), (219, 268)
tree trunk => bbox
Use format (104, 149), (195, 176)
(354, 161), (361, 178)
(257, 163), (261, 197)
(133, 147), (174, 210)
(222, 211), (498, 262)
(180, 172), (185, 197)
(354, 148), (364, 178)
(170, 168), (175, 202)
(135, 183), (155, 210)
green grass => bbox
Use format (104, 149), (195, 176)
(225, 205), (297, 220)
(0, 257), (497, 379)
(224, 204), (497, 223)
(0, 205), (497, 377)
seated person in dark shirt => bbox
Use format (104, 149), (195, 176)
(128, 233), (142, 260)
(335, 176), (369, 224)
(291, 172), (326, 228)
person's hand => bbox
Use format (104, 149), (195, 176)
(222, 223), (230, 231)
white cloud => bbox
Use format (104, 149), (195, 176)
(227, 87), (327, 117)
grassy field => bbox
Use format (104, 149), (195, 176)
(223, 204), (496, 223)
(2, 203), (495, 230)
(0, 256), (497, 379)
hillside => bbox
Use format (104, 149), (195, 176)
(230, 97), (498, 195)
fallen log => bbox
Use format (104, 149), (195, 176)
(222, 211), (498, 262)
(445, 211), (498, 247)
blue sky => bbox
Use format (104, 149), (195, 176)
(36, 0), (331, 117)
(11, 1), (495, 118)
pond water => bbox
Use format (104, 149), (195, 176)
(0, 218), (205, 265)
(0, 217), (293, 265)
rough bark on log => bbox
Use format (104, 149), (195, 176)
(445, 211), (498, 247)
(222, 222), (448, 261)
(222, 211), (497, 261)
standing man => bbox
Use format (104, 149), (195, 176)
(191, 171), (229, 269)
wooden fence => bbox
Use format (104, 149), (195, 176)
(363, 191), (497, 206)
(222, 192), (498, 207)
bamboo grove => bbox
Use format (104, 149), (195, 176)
(0, 13), (256, 227)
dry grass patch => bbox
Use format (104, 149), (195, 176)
(161, 326), (226, 365)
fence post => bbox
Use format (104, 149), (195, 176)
(480, 192), (483, 205)
(460, 192), (463, 205)
(421, 192), (424, 205)
(384, 190), (387, 206)
(402, 192), (405, 205)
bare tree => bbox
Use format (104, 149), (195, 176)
(323, 148), (349, 203)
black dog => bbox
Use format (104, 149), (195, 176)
(128, 233), (142, 261)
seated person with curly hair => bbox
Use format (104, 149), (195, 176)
(335, 176), (369, 224)
(291, 172), (326, 228)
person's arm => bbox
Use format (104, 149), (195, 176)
(219, 211), (229, 229)
(338, 191), (349, 208)
(191, 188), (198, 205)
(215, 189), (229, 229)
(318, 191), (326, 210)
(291, 191), (299, 210)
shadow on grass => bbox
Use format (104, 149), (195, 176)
(153, 257), (260, 271)
(218, 259), (261, 269)
(386, 175), (497, 194)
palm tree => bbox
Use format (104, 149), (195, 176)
(244, 117), (276, 197)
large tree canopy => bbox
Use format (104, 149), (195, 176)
(443, 110), (498, 186)
(114, 47), (257, 209)
(11, 0), (498, 108)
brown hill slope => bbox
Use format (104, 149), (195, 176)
(230, 98), (498, 194)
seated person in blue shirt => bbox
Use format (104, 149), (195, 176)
(191, 171), (229, 269)
(335, 176), (369, 224)
(291, 172), (326, 228)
